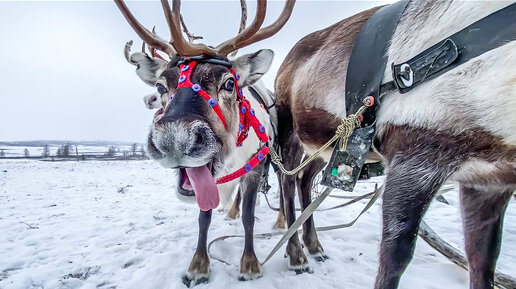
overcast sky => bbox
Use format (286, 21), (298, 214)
(0, 0), (391, 143)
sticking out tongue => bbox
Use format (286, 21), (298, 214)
(185, 165), (219, 211)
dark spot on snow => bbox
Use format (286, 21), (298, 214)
(359, 252), (363, 256)
(63, 266), (99, 280)
(2, 170), (6, 173)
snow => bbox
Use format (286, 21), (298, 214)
(1, 159), (514, 289)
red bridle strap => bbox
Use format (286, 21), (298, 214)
(177, 61), (227, 129)
(216, 145), (269, 185)
(174, 59), (270, 185)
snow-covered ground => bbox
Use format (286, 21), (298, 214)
(1, 159), (514, 289)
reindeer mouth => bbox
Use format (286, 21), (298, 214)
(178, 161), (219, 211)
(154, 107), (164, 121)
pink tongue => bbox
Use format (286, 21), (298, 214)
(185, 165), (219, 211)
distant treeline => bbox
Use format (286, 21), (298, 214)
(0, 143), (149, 161)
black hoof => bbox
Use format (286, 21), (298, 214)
(182, 275), (192, 287)
(314, 254), (329, 262)
(182, 275), (208, 287)
(195, 277), (209, 285)
(294, 267), (313, 275)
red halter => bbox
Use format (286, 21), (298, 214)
(175, 60), (270, 184)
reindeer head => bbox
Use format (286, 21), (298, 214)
(116, 0), (294, 209)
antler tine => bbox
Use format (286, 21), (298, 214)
(141, 42), (146, 53)
(180, 14), (203, 43)
(216, 0), (267, 56)
(161, 0), (216, 57)
(149, 27), (157, 57)
(236, 0), (296, 50)
(114, 0), (176, 57)
(230, 0), (248, 57)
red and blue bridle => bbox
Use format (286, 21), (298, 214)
(171, 58), (270, 184)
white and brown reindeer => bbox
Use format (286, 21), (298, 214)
(115, 0), (293, 285)
(123, 28), (286, 225)
(275, 1), (515, 288)
(124, 39), (245, 215)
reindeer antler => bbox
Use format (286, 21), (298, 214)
(230, 0), (248, 57)
(116, 0), (296, 57)
(115, 0), (176, 56)
(180, 15), (203, 43)
(236, 0), (296, 49)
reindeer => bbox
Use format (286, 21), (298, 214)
(275, 1), (515, 288)
(115, 0), (294, 284)
(123, 39), (286, 225)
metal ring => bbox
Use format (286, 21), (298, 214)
(257, 153), (264, 161)
(250, 109), (255, 116)
(208, 98), (216, 107)
(241, 107), (247, 114)
(181, 65), (190, 72)
(179, 75), (186, 83)
(244, 164), (252, 172)
(259, 125), (265, 133)
(192, 84), (201, 92)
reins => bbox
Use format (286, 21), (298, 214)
(269, 96), (374, 176)
(208, 183), (384, 267)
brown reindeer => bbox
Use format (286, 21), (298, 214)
(275, 1), (515, 288)
(115, 0), (294, 285)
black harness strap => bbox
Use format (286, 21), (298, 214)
(322, 1), (409, 191)
(388, 2), (516, 94)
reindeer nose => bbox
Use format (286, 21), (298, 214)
(188, 124), (212, 154)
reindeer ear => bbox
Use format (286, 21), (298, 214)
(232, 49), (274, 87)
(128, 52), (168, 86)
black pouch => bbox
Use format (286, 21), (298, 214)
(321, 125), (376, 191)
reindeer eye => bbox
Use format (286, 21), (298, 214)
(156, 83), (168, 95)
(223, 78), (235, 92)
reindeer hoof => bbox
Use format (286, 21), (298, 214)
(289, 263), (313, 274)
(226, 208), (240, 219)
(184, 253), (210, 287)
(239, 253), (262, 281)
(286, 254), (311, 274)
(312, 252), (329, 262)
(182, 272), (209, 287)
(272, 219), (286, 230)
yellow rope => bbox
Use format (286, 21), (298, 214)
(270, 97), (372, 176)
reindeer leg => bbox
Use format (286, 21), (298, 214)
(297, 157), (328, 262)
(183, 209), (212, 287)
(375, 155), (451, 289)
(460, 185), (512, 289)
(238, 166), (264, 281)
(227, 188), (242, 219)
(273, 171), (286, 230)
(281, 134), (310, 273)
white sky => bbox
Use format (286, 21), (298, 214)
(0, 0), (391, 143)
